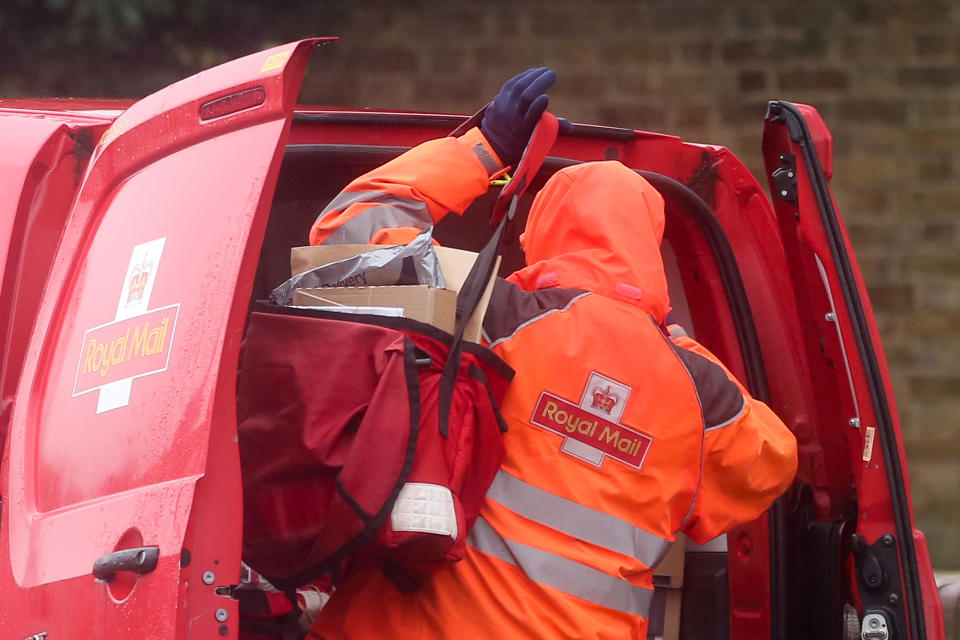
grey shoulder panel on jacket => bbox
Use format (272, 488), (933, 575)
(482, 279), (590, 348)
(670, 345), (746, 431)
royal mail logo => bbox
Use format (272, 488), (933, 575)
(73, 237), (178, 414)
(74, 304), (179, 394)
(531, 371), (652, 469)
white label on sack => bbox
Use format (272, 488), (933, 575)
(391, 483), (458, 539)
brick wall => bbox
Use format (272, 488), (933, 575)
(302, 0), (960, 566)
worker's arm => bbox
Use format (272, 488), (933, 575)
(671, 331), (798, 544)
(308, 127), (505, 246)
(309, 68), (558, 247)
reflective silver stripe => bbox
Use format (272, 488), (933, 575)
(468, 516), (654, 617)
(667, 324), (688, 338)
(486, 469), (671, 568)
(485, 292), (591, 349)
(316, 190), (434, 244)
(704, 398), (746, 432)
(471, 142), (501, 175)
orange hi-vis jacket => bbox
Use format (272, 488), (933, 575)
(307, 128), (798, 639)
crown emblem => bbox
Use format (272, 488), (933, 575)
(591, 385), (620, 414)
(125, 256), (154, 307)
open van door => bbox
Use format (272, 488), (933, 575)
(0, 38), (329, 638)
(762, 102), (944, 640)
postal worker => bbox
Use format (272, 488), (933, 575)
(307, 68), (798, 640)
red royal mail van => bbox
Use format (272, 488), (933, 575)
(0, 38), (947, 640)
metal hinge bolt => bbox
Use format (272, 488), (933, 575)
(861, 612), (890, 640)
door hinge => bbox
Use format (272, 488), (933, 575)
(772, 154), (798, 206)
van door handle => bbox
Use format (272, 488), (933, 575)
(93, 546), (160, 582)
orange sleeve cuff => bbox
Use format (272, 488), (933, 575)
(457, 127), (510, 179)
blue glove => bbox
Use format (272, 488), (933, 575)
(481, 67), (557, 167)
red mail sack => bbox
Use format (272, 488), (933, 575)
(237, 306), (512, 591)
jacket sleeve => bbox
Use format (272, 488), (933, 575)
(670, 331), (798, 545)
(309, 127), (506, 246)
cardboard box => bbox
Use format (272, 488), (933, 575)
(653, 533), (686, 588)
(647, 534), (685, 640)
(647, 588), (682, 640)
(289, 244), (499, 343)
(293, 286), (457, 334)
(290, 245), (380, 275)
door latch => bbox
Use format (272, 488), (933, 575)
(850, 534), (906, 639)
(861, 611), (891, 640)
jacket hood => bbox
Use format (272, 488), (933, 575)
(508, 161), (671, 323)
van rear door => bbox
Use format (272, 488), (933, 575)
(0, 38), (327, 638)
(0, 113), (108, 460)
(761, 101), (942, 640)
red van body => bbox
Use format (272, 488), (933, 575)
(0, 39), (946, 639)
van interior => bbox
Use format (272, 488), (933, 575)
(238, 113), (784, 639)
